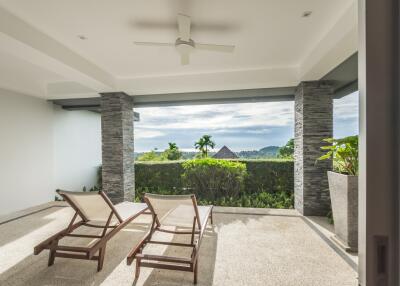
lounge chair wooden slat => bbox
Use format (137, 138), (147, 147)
(65, 233), (103, 239)
(54, 252), (99, 260)
(140, 262), (192, 272)
(55, 245), (90, 253)
(146, 241), (195, 247)
(83, 222), (117, 228)
(139, 253), (192, 264)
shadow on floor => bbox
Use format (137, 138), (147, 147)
(0, 213), (218, 286)
(301, 216), (358, 271)
(0, 210), (357, 286)
(0, 207), (66, 247)
(0, 222), (149, 286)
(138, 225), (218, 286)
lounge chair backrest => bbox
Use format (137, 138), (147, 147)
(145, 193), (199, 228)
(57, 190), (119, 222)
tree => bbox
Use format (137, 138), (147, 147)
(164, 142), (182, 160)
(168, 142), (177, 150)
(195, 135), (216, 157)
(137, 150), (164, 161)
(278, 138), (294, 159)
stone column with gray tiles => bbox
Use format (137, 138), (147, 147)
(100, 92), (134, 203)
(294, 81), (333, 216)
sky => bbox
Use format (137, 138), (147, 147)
(134, 91), (359, 152)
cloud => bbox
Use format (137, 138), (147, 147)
(213, 127), (272, 135)
(334, 91), (359, 120)
(333, 91), (359, 138)
(137, 101), (294, 131)
(134, 92), (359, 152)
(134, 129), (165, 139)
(134, 101), (295, 152)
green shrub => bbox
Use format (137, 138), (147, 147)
(237, 159), (294, 194)
(164, 142), (182, 160)
(137, 150), (166, 161)
(97, 159), (295, 208)
(182, 158), (247, 200)
(327, 210), (334, 224)
(197, 191), (293, 208)
(135, 187), (293, 209)
(135, 161), (185, 192)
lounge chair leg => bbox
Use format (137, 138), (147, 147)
(134, 257), (141, 284)
(191, 217), (196, 245)
(48, 240), (58, 266)
(48, 250), (56, 266)
(97, 245), (106, 271)
(193, 259), (198, 284)
(210, 211), (213, 225)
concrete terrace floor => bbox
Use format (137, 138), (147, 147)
(0, 204), (358, 286)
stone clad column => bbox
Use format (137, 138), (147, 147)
(294, 81), (333, 216)
(100, 92), (134, 203)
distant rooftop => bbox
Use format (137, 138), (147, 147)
(213, 145), (238, 159)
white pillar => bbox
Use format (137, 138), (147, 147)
(358, 0), (399, 284)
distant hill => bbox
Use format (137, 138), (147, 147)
(237, 146), (279, 159)
(259, 146), (280, 157)
(134, 146), (280, 160)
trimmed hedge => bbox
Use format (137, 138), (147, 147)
(238, 159), (294, 194)
(135, 187), (294, 209)
(182, 158), (247, 200)
(135, 161), (185, 192)
(87, 160), (293, 208)
(135, 159), (293, 195)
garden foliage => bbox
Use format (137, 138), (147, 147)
(318, 135), (358, 175)
(182, 158), (247, 200)
(135, 158), (294, 208)
(90, 159), (294, 208)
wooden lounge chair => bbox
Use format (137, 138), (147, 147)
(127, 193), (213, 284)
(34, 190), (148, 271)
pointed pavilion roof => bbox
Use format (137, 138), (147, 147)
(213, 145), (238, 159)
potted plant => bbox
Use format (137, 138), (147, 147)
(318, 135), (358, 252)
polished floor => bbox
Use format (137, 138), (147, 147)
(0, 205), (357, 286)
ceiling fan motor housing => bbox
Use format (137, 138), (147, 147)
(175, 38), (195, 54)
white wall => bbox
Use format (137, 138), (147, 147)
(0, 89), (101, 215)
(53, 106), (101, 192)
(0, 90), (54, 215)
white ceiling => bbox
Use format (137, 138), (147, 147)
(0, 0), (357, 99)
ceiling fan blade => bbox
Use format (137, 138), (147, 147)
(134, 41), (175, 47)
(195, 43), (235, 53)
(180, 52), (190, 65)
(178, 14), (191, 41)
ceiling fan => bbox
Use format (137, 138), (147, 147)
(134, 14), (235, 65)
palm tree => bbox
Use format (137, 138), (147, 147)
(165, 142), (182, 160)
(168, 142), (178, 151)
(195, 135), (216, 157)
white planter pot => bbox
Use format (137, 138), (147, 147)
(327, 171), (358, 252)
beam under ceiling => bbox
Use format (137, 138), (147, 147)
(52, 52), (358, 110)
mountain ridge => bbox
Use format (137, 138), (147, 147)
(135, 145), (280, 159)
